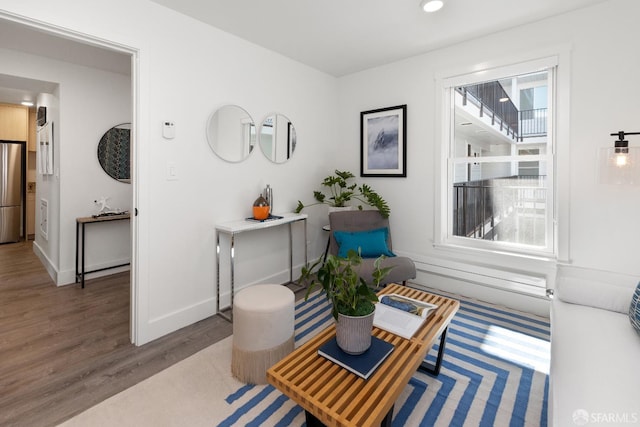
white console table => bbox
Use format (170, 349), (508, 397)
(215, 212), (308, 321)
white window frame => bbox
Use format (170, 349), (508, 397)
(434, 54), (570, 262)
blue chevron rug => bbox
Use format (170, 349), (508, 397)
(217, 288), (550, 427)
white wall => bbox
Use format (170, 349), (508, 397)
(0, 0), (338, 344)
(34, 91), (60, 278)
(337, 0), (640, 308)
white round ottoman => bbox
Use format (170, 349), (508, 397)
(231, 284), (295, 384)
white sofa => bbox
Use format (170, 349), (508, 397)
(550, 266), (640, 426)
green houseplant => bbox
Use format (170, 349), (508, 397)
(294, 170), (390, 218)
(299, 250), (392, 354)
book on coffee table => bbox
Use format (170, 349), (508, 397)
(317, 336), (394, 379)
(374, 294), (438, 339)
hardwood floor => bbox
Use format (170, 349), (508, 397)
(0, 241), (232, 427)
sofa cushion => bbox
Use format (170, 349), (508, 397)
(630, 282), (640, 336)
(551, 299), (640, 426)
(556, 276), (634, 314)
(334, 227), (395, 258)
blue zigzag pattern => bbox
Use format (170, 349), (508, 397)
(217, 290), (549, 426)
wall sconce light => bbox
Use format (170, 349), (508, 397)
(598, 131), (640, 185)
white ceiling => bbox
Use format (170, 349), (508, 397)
(150, 0), (609, 76)
(0, 18), (130, 105)
(0, 0), (609, 104)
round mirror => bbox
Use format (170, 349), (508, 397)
(259, 114), (297, 164)
(97, 123), (131, 183)
(206, 105), (256, 163)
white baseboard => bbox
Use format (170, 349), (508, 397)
(137, 297), (217, 345)
(57, 258), (131, 286)
(32, 241), (58, 284)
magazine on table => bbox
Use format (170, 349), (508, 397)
(373, 293), (438, 339)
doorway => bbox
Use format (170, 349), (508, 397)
(0, 14), (139, 343)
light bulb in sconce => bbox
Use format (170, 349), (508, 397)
(615, 152), (628, 168)
(598, 130), (640, 185)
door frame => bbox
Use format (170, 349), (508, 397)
(0, 11), (141, 344)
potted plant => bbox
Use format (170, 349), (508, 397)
(299, 250), (392, 354)
(294, 170), (390, 218)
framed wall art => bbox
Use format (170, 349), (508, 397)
(360, 104), (406, 177)
(37, 121), (54, 176)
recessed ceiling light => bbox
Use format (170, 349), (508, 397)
(21, 101), (34, 107)
(499, 97), (509, 103)
(420, 0), (444, 13)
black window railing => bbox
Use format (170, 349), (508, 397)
(457, 84), (548, 141)
(453, 175), (547, 241)
(456, 83), (520, 140)
(519, 108), (547, 137)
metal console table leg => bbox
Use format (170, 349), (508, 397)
(215, 214), (308, 323)
(216, 231), (234, 322)
(418, 327), (449, 376)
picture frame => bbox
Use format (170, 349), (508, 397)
(360, 104), (406, 177)
(37, 121), (54, 176)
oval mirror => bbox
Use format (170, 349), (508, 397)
(259, 114), (297, 164)
(206, 105), (256, 163)
(97, 123), (131, 183)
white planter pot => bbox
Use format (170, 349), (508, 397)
(335, 310), (375, 355)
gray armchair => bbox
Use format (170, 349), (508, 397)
(328, 210), (416, 286)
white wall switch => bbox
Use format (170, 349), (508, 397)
(167, 162), (178, 180)
(162, 121), (175, 139)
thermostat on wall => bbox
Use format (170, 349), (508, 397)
(162, 121), (175, 139)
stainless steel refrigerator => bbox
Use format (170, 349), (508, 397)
(0, 142), (22, 243)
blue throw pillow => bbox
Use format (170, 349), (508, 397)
(630, 282), (640, 336)
(333, 227), (395, 258)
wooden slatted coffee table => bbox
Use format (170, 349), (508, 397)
(267, 283), (460, 427)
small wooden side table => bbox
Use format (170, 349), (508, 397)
(75, 213), (130, 288)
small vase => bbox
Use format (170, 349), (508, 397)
(335, 310), (375, 355)
(253, 194), (270, 220)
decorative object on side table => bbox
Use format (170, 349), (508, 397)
(299, 250), (391, 354)
(294, 169), (390, 218)
(93, 196), (126, 217)
(252, 194), (270, 220)
(263, 184), (273, 214)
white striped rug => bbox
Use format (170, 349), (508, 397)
(217, 288), (550, 427)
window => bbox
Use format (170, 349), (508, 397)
(442, 60), (556, 257)
(518, 148), (540, 176)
